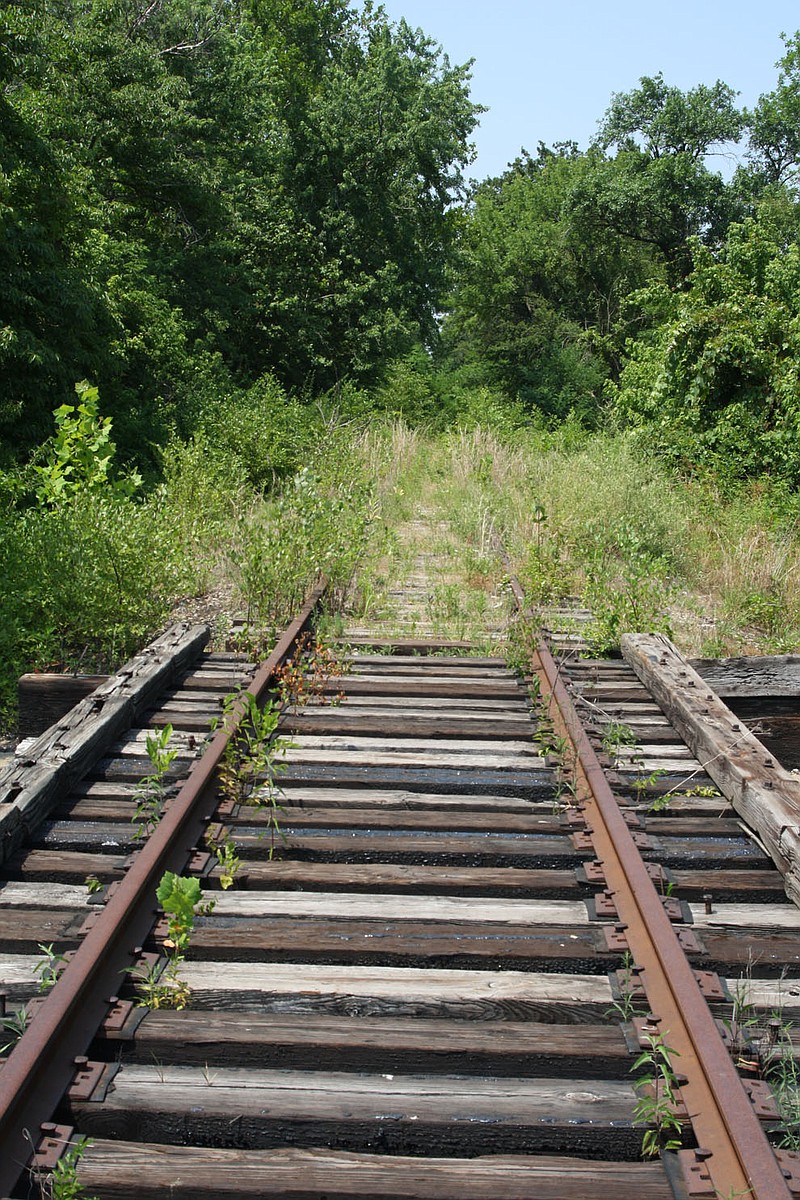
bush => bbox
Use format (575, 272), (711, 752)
(612, 205), (800, 485)
(0, 490), (194, 725)
(198, 375), (318, 490)
(367, 349), (531, 434)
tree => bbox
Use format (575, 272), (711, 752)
(746, 33), (800, 187)
(445, 75), (745, 424)
(444, 144), (663, 420)
(598, 73), (742, 161)
(262, 5), (480, 388)
(0, 1), (116, 456)
(584, 74), (744, 280)
(0, 0), (480, 462)
(612, 200), (800, 483)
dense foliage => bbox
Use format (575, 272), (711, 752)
(612, 196), (800, 482)
(6, 8), (800, 729)
(444, 42), (800, 485)
(0, 0), (479, 464)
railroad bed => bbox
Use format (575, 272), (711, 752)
(0, 602), (799, 1197)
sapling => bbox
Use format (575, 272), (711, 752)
(132, 724), (178, 840)
(632, 1030), (684, 1157)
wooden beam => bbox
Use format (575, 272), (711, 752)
(621, 633), (800, 908)
(101, 1011), (629, 1077)
(690, 653), (800, 698)
(0, 624), (209, 864)
(75, 1141), (674, 1200)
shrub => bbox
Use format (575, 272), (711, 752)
(612, 206), (800, 486)
(198, 374), (317, 490)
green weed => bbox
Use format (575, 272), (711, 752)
(632, 1029), (684, 1158)
(0, 1005), (28, 1055)
(729, 971), (800, 1151)
(33, 943), (67, 993)
(131, 724), (178, 841)
(606, 951), (645, 1023)
(128, 872), (214, 1011)
(126, 957), (191, 1012)
(205, 825), (242, 890)
(32, 1133), (98, 1200)
(601, 720), (640, 766)
(232, 435), (378, 628)
(157, 871), (210, 956)
(216, 691), (289, 857)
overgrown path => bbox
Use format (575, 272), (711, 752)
(340, 431), (511, 649)
(0, 446), (798, 1194)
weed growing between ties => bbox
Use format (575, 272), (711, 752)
(770, 1031), (800, 1150)
(128, 872), (214, 1011)
(0, 1002), (28, 1055)
(606, 951), (647, 1024)
(600, 719), (641, 768)
(216, 691), (289, 859)
(33, 942), (68, 992)
(204, 825), (242, 890)
(211, 632), (348, 874)
(632, 1027), (685, 1157)
(726, 969), (800, 1152)
(1, 946), (68, 1055)
(131, 724), (178, 840)
(274, 631), (349, 709)
(505, 616), (581, 810)
(27, 1132), (98, 1200)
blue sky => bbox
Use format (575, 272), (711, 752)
(377, 0), (800, 182)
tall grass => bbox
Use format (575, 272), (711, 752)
(476, 427), (800, 657)
(0, 414), (383, 733)
(4, 402), (796, 736)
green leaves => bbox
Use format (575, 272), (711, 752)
(132, 724), (178, 841)
(612, 204), (800, 484)
(1, 0), (480, 460)
(156, 871), (203, 954)
(35, 382), (141, 505)
(746, 33), (800, 187)
(146, 870), (210, 1010)
(446, 146), (650, 419)
(597, 73), (743, 162)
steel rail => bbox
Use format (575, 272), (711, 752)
(499, 535), (790, 1198)
(506, 554), (786, 1200)
(530, 637), (791, 1199)
(0, 579), (328, 1196)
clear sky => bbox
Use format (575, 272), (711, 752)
(377, 0), (800, 182)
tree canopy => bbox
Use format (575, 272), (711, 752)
(8, 11), (800, 489)
(0, 0), (479, 463)
(442, 68), (798, 463)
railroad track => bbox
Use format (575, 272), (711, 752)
(0, 572), (799, 1197)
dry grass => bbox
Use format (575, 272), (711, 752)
(343, 426), (512, 646)
(204, 419), (800, 660)
(427, 426), (800, 658)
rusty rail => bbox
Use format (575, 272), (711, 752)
(500, 545), (791, 1198)
(0, 580), (327, 1196)
(531, 637), (790, 1199)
